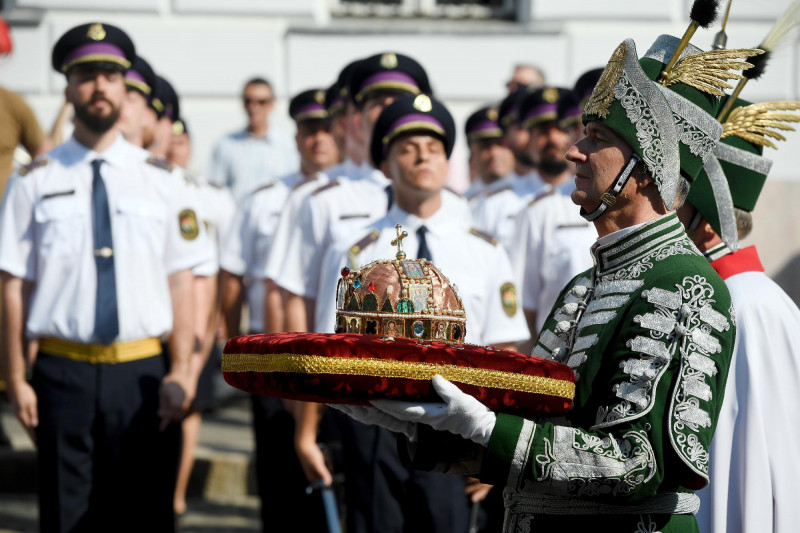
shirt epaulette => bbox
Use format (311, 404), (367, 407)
(528, 187), (557, 206)
(18, 157), (49, 177)
(349, 229), (381, 257)
(486, 183), (512, 198)
(469, 227), (498, 246)
(444, 186), (463, 198)
(252, 182), (276, 194)
(183, 171), (202, 188)
(312, 180), (341, 196)
(293, 177), (318, 190)
(145, 157), (175, 172)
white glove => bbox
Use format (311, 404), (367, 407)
(371, 375), (497, 447)
(327, 403), (418, 441)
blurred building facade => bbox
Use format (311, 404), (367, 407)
(2, 0), (800, 288)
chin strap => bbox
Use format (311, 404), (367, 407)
(580, 153), (642, 222)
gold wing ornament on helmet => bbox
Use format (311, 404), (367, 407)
(660, 48), (764, 96)
(721, 100), (800, 149)
(583, 41), (628, 119)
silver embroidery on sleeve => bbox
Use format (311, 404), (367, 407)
(535, 426), (657, 497)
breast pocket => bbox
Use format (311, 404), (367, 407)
(34, 196), (88, 259)
(114, 197), (167, 256)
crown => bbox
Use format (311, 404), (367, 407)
(334, 225), (467, 343)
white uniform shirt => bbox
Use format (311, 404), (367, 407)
(696, 265), (800, 533)
(220, 172), (325, 333)
(314, 203), (529, 346)
(0, 135), (214, 343)
(272, 168), (472, 300)
(509, 192), (596, 335)
(206, 129), (299, 199)
(472, 172), (557, 253)
(189, 174), (235, 278)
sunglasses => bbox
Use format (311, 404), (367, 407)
(244, 97), (273, 106)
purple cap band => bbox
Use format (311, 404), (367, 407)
(359, 71), (419, 98)
(382, 113), (446, 154)
(63, 42), (126, 68)
(525, 102), (557, 122)
(125, 70), (148, 86)
(561, 105), (582, 120)
(468, 120), (500, 134)
(294, 103), (326, 116)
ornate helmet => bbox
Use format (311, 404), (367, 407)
(334, 224), (467, 343)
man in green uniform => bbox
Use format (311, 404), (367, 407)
(335, 34), (758, 532)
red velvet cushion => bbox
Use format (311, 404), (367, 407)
(223, 332), (575, 417)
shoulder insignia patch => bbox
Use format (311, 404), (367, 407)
(501, 282), (518, 317)
(469, 227), (498, 246)
(486, 183), (513, 198)
(146, 157), (175, 172)
(312, 180), (341, 196)
(18, 157), (49, 177)
(349, 229), (381, 262)
(528, 187), (557, 206)
(179, 209), (200, 240)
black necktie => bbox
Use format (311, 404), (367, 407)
(385, 184), (394, 210)
(91, 159), (119, 345)
(416, 225), (432, 261)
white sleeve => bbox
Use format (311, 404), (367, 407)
(272, 194), (327, 298)
(218, 194), (255, 277)
(205, 141), (229, 188)
(164, 171), (216, 275)
(520, 208), (545, 313)
(0, 175), (36, 280)
(480, 244), (531, 346)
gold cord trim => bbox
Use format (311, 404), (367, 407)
(222, 352), (575, 400)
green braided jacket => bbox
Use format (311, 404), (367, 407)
(480, 212), (736, 532)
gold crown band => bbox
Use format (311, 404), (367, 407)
(338, 310), (466, 321)
(223, 352), (576, 400)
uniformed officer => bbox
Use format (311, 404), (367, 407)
(118, 55), (158, 148)
(497, 87), (536, 179)
(270, 52), (439, 334)
(314, 94), (529, 533)
(463, 105), (515, 212)
(0, 23), (213, 532)
(508, 71), (603, 347)
(219, 88), (339, 532)
(473, 87), (575, 253)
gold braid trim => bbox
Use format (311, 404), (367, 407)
(661, 48), (764, 96)
(222, 352), (576, 400)
(722, 100), (800, 149)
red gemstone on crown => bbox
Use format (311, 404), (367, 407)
(341, 267), (350, 277)
(368, 282), (376, 292)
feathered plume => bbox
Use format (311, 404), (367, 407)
(718, 0), (800, 120)
(661, 48), (762, 96)
(722, 101), (800, 149)
(660, 0), (721, 81)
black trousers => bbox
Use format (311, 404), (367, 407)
(333, 409), (470, 533)
(250, 395), (328, 533)
(33, 352), (180, 533)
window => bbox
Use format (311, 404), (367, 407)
(331, 0), (517, 20)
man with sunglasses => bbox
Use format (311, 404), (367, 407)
(207, 77), (298, 198)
